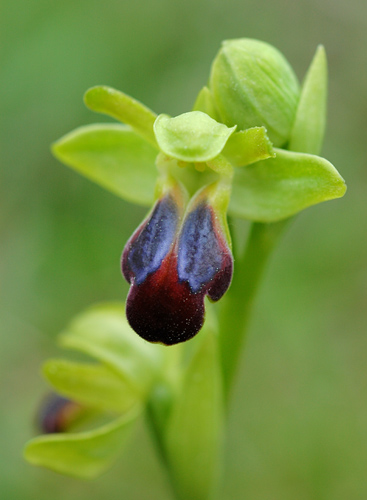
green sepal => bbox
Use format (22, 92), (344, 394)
(164, 322), (224, 500)
(192, 86), (220, 121)
(24, 409), (140, 479)
(153, 111), (236, 162)
(229, 148), (347, 222)
(58, 303), (163, 396)
(209, 38), (300, 147)
(43, 359), (140, 413)
(84, 86), (158, 148)
(52, 124), (157, 206)
(222, 127), (275, 167)
(289, 46), (327, 155)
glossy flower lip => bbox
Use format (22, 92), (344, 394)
(122, 185), (233, 345)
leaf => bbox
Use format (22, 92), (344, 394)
(229, 148), (346, 222)
(164, 325), (224, 500)
(52, 124), (157, 206)
(24, 409), (140, 479)
(192, 86), (220, 121)
(222, 126), (275, 167)
(289, 45), (328, 155)
(154, 111), (236, 162)
(43, 359), (140, 413)
(59, 303), (164, 396)
(84, 86), (158, 148)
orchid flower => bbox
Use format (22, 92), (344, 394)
(24, 39), (346, 500)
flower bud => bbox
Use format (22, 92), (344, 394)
(122, 182), (233, 345)
(38, 394), (83, 433)
(209, 38), (300, 147)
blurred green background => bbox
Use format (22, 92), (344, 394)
(1, 0), (366, 498)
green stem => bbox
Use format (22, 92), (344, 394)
(219, 219), (290, 400)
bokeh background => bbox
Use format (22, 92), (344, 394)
(1, 0), (367, 498)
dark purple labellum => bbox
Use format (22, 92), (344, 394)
(122, 192), (233, 345)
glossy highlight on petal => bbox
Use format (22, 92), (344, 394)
(178, 202), (232, 300)
(122, 194), (180, 285)
(122, 183), (233, 346)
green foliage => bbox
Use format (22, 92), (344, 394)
(84, 86), (159, 148)
(165, 328), (224, 500)
(58, 303), (163, 395)
(43, 359), (138, 413)
(52, 124), (156, 206)
(24, 409), (140, 479)
(289, 46), (327, 155)
(230, 149), (346, 222)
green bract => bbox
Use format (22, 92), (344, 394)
(209, 38), (300, 147)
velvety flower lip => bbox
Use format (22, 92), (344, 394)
(122, 188), (233, 346)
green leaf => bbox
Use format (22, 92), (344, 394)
(43, 359), (140, 413)
(52, 124), (157, 206)
(289, 45), (328, 155)
(59, 303), (164, 396)
(229, 148), (347, 222)
(24, 410), (140, 479)
(154, 111), (236, 162)
(84, 86), (158, 148)
(165, 326), (223, 500)
(192, 86), (220, 121)
(222, 126), (275, 167)
(209, 38), (300, 147)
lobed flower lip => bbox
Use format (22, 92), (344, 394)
(122, 187), (233, 345)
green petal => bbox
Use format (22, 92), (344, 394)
(59, 303), (163, 396)
(84, 86), (158, 148)
(289, 46), (327, 155)
(24, 410), (139, 479)
(154, 111), (236, 162)
(52, 124), (157, 206)
(43, 359), (140, 413)
(165, 325), (223, 500)
(222, 126), (275, 167)
(192, 86), (220, 121)
(230, 148), (347, 222)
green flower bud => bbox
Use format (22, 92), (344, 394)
(209, 38), (300, 147)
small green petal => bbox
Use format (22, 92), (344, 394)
(230, 148), (346, 222)
(24, 409), (140, 479)
(165, 324), (223, 500)
(52, 124), (156, 206)
(154, 111), (236, 162)
(192, 86), (220, 121)
(43, 360), (140, 413)
(222, 127), (275, 167)
(84, 86), (158, 148)
(58, 303), (163, 396)
(289, 45), (328, 155)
